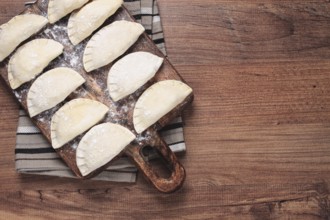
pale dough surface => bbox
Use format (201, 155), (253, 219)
(8, 39), (63, 89)
(108, 52), (164, 102)
(48, 0), (89, 24)
(76, 123), (135, 176)
(68, 0), (123, 45)
(27, 67), (86, 117)
(83, 20), (145, 72)
(51, 98), (109, 149)
(0, 14), (48, 62)
(133, 80), (193, 134)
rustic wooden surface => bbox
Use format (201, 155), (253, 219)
(1, 0), (330, 219)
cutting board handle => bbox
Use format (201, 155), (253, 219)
(126, 135), (186, 193)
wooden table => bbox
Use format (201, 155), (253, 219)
(1, 0), (330, 219)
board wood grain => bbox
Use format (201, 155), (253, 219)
(0, 0), (330, 219)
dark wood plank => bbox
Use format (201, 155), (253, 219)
(159, 0), (330, 66)
(0, 1), (25, 24)
(0, 182), (329, 219)
(0, 0), (330, 219)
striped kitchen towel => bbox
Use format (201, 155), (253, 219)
(15, 0), (187, 183)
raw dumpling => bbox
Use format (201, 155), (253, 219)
(68, 0), (123, 45)
(27, 67), (86, 117)
(48, 0), (89, 24)
(133, 80), (193, 134)
(51, 98), (109, 149)
(8, 39), (64, 89)
(0, 14), (48, 62)
(76, 123), (135, 176)
(83, 20), (145, 72)
(108, 52), (163, 102)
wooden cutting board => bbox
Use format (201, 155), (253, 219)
(0, 0), (194, 193)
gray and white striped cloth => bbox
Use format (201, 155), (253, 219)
(15, 0), (186, 183)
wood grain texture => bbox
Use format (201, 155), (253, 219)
(1, 0), (330, 219)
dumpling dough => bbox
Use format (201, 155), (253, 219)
(48, 0), (89, 24)
(68, 0), (123, 45)
(133, 80), (193, 134)
(76, 123), (135, 176)
(27, 67), (86, 117)
(0, 14), (48, 62)
(51, 98), (109, 149)
(8, 39), (64, 89)
(83, 20), (145, 72)
(108, 52), (163, 102)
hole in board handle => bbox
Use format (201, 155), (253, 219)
(140, 145), (172, 179)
